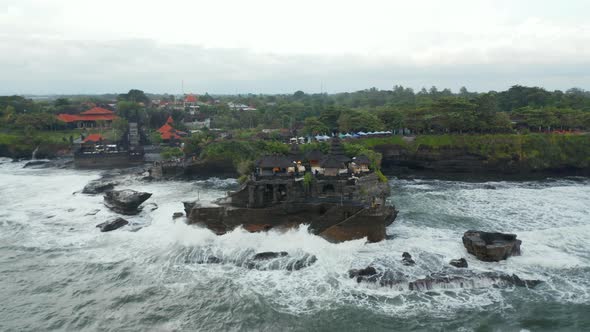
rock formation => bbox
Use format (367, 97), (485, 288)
(252, 251), (289, 260)
(96, 217), (129, 232)
(103, 189), (152, 215)
(348, 266), (541, 290)
(82, 180), (117, 194)
(462, 230), (521, 262)
(402, 252), (416, 266)
(449, 258), (468, 268)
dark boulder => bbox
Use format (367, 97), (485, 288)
(23, 160), (50, 168)
(103, 189), (152, 215)
(252, 251), (289, 260)
(402, 252), (416, 266)
(348, 266), (380, 283)
(483, 184), (496, 190)
(354, 269), (542, 291)
(173, 212), (184, 219)
(96, 217), (129, 232)
(462, 230), (521, 262)
(449, 258), (468, 268)
(82, 180), (117, 194)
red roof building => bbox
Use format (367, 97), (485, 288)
(83, 133), (105, 143)
(57, 107), (118, 128)
(157, 117), (184, 141)
(184, 94), (198, 103)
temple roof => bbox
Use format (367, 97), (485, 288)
(185, 94), (198, 103)
(320, 155), (347, 168)
(305, 150), (325, 161)
(81, 107), (115, 115)
(256, 155), (293, 168)
(57, 106), (116, 123)
(354, 155), (371, 164)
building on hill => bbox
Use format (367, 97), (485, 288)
(57, 107), (118, 128)
(255, 155), (294, 177)
(184, 94), (199, 113)
(351, 155), (371, 174)
(157, 116), (186, 143)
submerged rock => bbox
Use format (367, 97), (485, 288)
(286, 254), (318, 271)
(449, 258), (468, 268)
(103, 189), (152, 215)
(349, 266), (541, 291)
(96, 217), (129, 232)
(85, 209), (101, 216)
(402, 252), (416, 266)
(462, 230), (522, 262)
(143, 203), (158, 212)
(23, 160), (50, 168)
(348, 266), (379, 283)
(245, 252), (317, 271)
(172, 212), (184, 219)
(82, 180), (117, 194)
(252, 251), (289, 260)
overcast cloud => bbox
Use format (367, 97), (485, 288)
(1, 0), (589, 94)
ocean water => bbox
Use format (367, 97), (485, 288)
(1, 159), (589, 331)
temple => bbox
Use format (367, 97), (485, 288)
(185, 138), (397, 242)
(57, 107), (118, 128)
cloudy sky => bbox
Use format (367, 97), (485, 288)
(1, 0), (589, 95)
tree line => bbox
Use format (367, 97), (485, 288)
(1, 85), (590, 135)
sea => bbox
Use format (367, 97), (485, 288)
(0, 158), (589, 331)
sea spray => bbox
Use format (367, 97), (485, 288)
(0, 166), (589, 330)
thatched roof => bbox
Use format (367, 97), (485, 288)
(288, 144), (303, 161)
(320, 156), (346, 169)
(256, 155), (293, 168)
(305, 150), (325, 161)
(354, 155), (371, 164)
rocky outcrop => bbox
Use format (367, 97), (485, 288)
(96, 217), (129, 232)
(23, 160), (50, 168)
(245, 252), (317, 271)
(103, 189), (152, 215)
(348, 266), (541, 290)
(285, 254), (318, 271)
(462, 230), (522, 262)
(82, 180), (117, 194)
(252, 251), (289, 260)
(348, 266), (379, 283)
(402, 252), (416, 266)
(449, 258), (468, 268)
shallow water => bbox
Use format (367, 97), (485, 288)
(1, 160), (589, 331)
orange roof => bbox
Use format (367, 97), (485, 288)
(57, 113), (117, 122)
(166, 116), (174, 124)
(160, 131), (181, 140)
(185, 94), (197, 103)
(83, 134), (104, 143)
(158, 123), (174, 134)
(81, 107), (114, 115)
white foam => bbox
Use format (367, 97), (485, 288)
(1, 167), (589, 317)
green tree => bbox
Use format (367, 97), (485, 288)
(302, 116), (329, 135)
